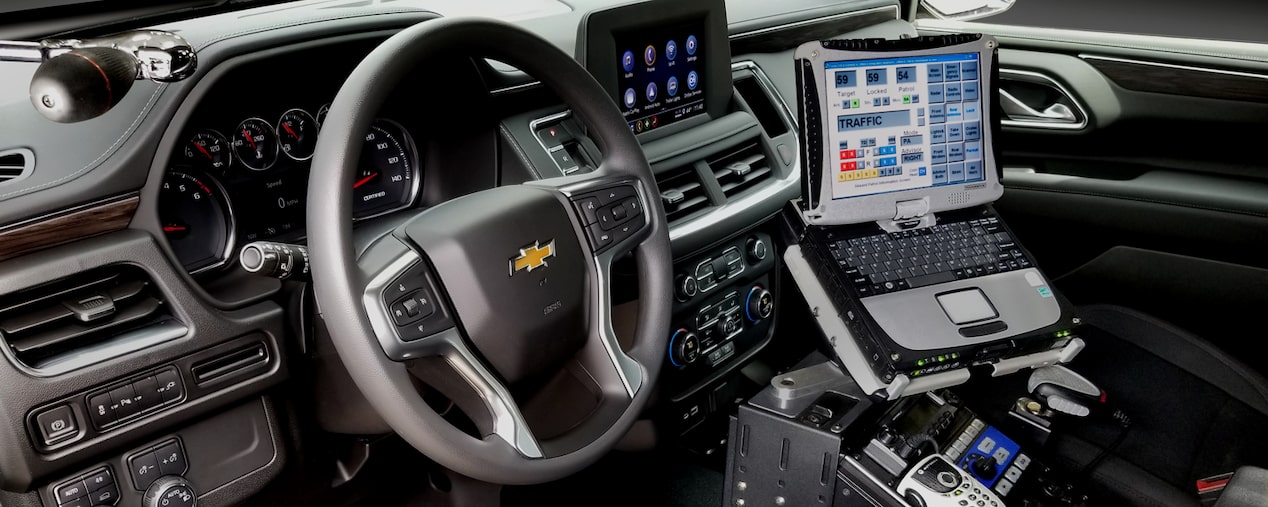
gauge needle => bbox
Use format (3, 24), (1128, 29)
(281, 123), (300, 139)
(242, 129), (258, 151)
(353, 173), (379, 189)
(193, 143), (213, 160)
(163, 226), (187, 232)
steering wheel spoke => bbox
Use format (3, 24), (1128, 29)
(361, 242), (458, 361)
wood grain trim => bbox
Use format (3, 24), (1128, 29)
(1085, 56), (1268, 103)
(0, 195), (137, 263)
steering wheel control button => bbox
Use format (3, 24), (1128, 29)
(155, 440), (189, 476)
(143, 476), (196, 507)
(391, 290), (435, 326)
(586, 224), (614, 250)
(128, 451), (161, 489)
(55, 479), (89, 503)
(35, 404), (78, 445)
(572, 197), (600, 225)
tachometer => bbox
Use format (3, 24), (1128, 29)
(353, 120), (419, 219)
(181, 130), (231, 171)
(232, 118), (279, 171)
(277, 108), (318, 161)
(159, 170), (235, 273)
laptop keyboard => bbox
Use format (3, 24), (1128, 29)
(827, 216), (1032, 297)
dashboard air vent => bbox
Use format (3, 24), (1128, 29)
(655, 165), (710, 223)
(734, 76), (789, 138)
(0, 148), (34, 186)
(0, 265), (177, 369)
(708, 142), (772, 200)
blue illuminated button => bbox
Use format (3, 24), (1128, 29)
(948, 123), (964, 143)
(644, 45), (656, 66)
(944, 63), (961, 81)
(932, 164), (948, 184)
(966, 160), (983, 181)
(667, 76), (679, 97)
(948, 143), (965, 162)
(965, 141), (982, 161)
(946, 103), (962, 120)
(929, 84), (944, 104)
(878, 157), (898, 167)
(961, 61), (979, 81)
(930, 125), (946, 144)
(931, 145), (947, 164)
(877, 146), (897, 155)
(945, 83), (962, 102)
(622, 51), (635, 72)
(930, 104), (946, 124)
(623, 88), (636, 108)
(949, 162), (965, 183)
(963, 101), (981, 121)
(686, 35), (698, 55)
(918, 166), (927, 176)
(646, 82), (658, 101)
(666, 40), (678, 61)
(962, 81), (979, 101)
(687, 71), (699, 90)
(964, 122), (980, 141)
(927, 63), (943, 83)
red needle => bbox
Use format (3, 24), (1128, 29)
(281, 122), (299, 139)
(242, 129), (258, 150)
(193, 143), (212, 160)
(353, 173), (378, 189)
(163, 226), (187, 232)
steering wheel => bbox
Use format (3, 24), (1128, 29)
(307, 18), (672, 484)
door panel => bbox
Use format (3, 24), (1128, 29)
(916, 20), (1268, 362)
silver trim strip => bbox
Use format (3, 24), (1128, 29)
(1080, 54), (1268, 81)
(999, 68), (1090, 130)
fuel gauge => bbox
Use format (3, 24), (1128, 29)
(277, 108), (318, 161)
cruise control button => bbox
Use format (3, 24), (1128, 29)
(84, 468), (114, 491)
(155, 369), (183, 403)
(155, 440), (188, 475)
(610, 203), (628, 220)
(35, 404), (77, 445)
(131, 376), (161, 412)
(55, 479), (89, 503)
(128, 452), (160, 490)
(87, 391), (115, 428)
(390, 290), (435, 326)
(610, 221), (639, 244)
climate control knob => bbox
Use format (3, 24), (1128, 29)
(745, 286), (774, 323)
(143, 476), (196, 507)
(669, 328), (700, 366)
(675, 274), (698, 301)
(746, 236), (768, 263)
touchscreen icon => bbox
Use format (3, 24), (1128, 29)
(624, 88), (637, 108)
(646, 82), (658, 102)
(667, 76), (679, 97)
(686, 35), (698, 56)
(687, 70), (699, 91)
(622, 50), (635, 72)
(644, 45), (656, 66)
(666, 40), (678, 61)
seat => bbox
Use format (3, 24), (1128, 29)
(1048, 305), (1268, 506)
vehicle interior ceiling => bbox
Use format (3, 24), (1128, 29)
(0, 0), (1266, 506)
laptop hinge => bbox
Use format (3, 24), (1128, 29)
(894, 197), (930, 221)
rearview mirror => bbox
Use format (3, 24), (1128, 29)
(918, 0), (1015, 21)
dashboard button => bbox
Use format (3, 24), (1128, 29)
(90, 482), (120, 505)
(84, 468), (114, 491)
(155, 440), (188, 476)
(55, 479), (88, 503)
(155, 369), (183, 404)
(549, 148), (578, 172)
(87, 391), (115, 428)
(128, 452), (161, 490)
(536, 124), (570, 149)
(132, 376), (161, 412)
(109, 384), (139, 420)
(35, 404), (78, 445)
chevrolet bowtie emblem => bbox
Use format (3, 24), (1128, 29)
(510, 240), (555, 276)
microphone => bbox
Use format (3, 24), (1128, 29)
(1, 30), (197, 123)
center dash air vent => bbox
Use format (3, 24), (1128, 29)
(655, 165), (710, 223)
(0, 265), (178, 370)
(708, 142), (772, 200)
(0, 148), (34, 186)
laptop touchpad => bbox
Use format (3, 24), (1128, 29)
(936, 288), (998, 325)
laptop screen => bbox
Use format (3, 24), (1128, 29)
(823, 53), (985, 200)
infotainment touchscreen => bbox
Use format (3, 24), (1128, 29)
(613, 21), (706, 134)
(824, 53), (984, 199)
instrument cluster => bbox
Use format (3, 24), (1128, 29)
(160, 104), (420, 274)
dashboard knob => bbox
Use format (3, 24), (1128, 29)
(669, 328), (700, 366)
(675, 274), (698, 301)
(745, 236), (768, 263)
(143, 476), (196, 507)
(745, 286), (774, 323)
(239, 241), (310, 281)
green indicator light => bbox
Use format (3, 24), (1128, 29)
(917, 359), (926, 366)
(938, 355), (946, 362)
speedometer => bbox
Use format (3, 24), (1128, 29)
(353, 120), (419, 219)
